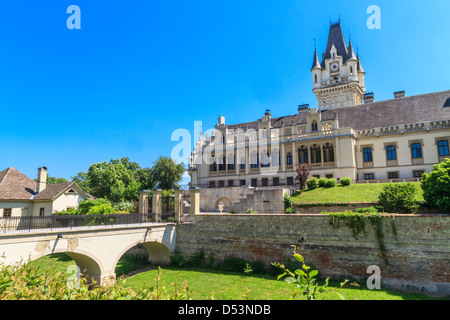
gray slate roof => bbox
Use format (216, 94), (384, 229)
(226, 90), (450, 132)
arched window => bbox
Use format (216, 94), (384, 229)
(227, 155), (235, 170)
(310, 144), (321, 164)
(272, 149), (280, 167)
(323, 143), (335, 163)
(286, 152), (293, 166)
(363, 148), (373, 162)
(240, 157), (246, 170)
(314, 74), (318, 83)
(261, 150), (270, 168)
(438, 140), (450, 156)
(311, 120), (318, 132)
(210, 156), (217, 172)
(350, 66), (353, 75)
(298, 146), (309, 164)
(386, 145), (397, 161)
(251, 151), (259, 168)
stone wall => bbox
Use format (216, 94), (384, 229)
(200, 187), (289, 213)
(176, 214), (450, 297)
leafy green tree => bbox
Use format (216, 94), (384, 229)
(71, 172), (92, 195)
(151, 156), (185, 190)
(421, 159), (450, 212)
(86, 158), (141, 202)
(34, 177), (68, 184)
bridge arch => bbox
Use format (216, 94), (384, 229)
(30, 249), (105, 285)
(112, 239), (173, 274)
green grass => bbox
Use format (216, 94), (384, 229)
(291, 182), (424, 204)
(26, 254), (443, 300)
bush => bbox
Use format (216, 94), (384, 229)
(285, 207), (295, 214)
(306, 177), (318, 190)
(324, 178), (336, 188)
(113, 201), (134, 213)
(283, 193), (293, 211)
(421, 159), (450, 213)
(318, 178), (327, 187)
(355, 206), (379, 213)
(340, 177), (351, 186)
(377, 183), (418, 213)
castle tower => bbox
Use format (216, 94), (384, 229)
(312, 22), (366, 110)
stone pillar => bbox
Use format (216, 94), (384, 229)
(152, 190), (162, 223)
(292, 143), (297, 167)
(174, 189), (184, 224)
(139, 190), (149, 222)
(189, 188), (200, 223)
(281, 143), (286, 173)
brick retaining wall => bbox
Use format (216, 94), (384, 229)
(176, 214), (450, 297)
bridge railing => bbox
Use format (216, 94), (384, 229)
(0, 213), (153, 233)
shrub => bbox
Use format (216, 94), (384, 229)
(324, 178), (336, 188)
(318, 178), (327, 187)
(377, 183), (418, 213)
(306, 177), (318, 190)
(246, 208), (257, 214)
(283, 193), (293, 211)
(285, 207), (295, 214)
(421, 159), (450, 213)
(113, 201), (134, 213)
(340, 177), (351, 186)
(218, 257), (248, 272)
(355, 206), (379, 213)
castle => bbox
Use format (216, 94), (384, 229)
(187, 22), (450, 212)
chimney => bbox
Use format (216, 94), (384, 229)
(394, 91), (405, 99)
(37, 167), (47, 193)
(298, 104), (310, 113)
(363, 92), (374, 103)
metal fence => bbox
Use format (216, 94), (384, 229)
(0, 213), (152, 233)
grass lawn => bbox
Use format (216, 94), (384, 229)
(291, 182), (424, 204)
(27, 254), (442, 300)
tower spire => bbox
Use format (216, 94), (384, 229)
(311, 44), (321, 70)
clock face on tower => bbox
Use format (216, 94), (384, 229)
(331, 63), (339, 72)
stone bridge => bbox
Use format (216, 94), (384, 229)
(0, 223), (176, 285)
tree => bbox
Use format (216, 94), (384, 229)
(421, 158), (450, 212)
(35, 176), (68, 184)
(151, 156), (186, 190)
(71, 172), (92, 195)
(86, 158), (141, 203)
(295, 162), (312, 190)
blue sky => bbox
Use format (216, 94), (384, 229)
(0, 0), (449, 183)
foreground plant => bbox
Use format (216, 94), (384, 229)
(272, 246), (358, 300)
(0, 259), (191, 300)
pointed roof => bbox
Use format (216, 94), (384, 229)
(0, 167), (36, 200)
(357, 51), (365, 73)
(347, 39), (357, 60)
(320, 22), (350, 68)
(311, 48), (321, 70)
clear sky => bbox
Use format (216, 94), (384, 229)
(0, 0), (449, 184)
